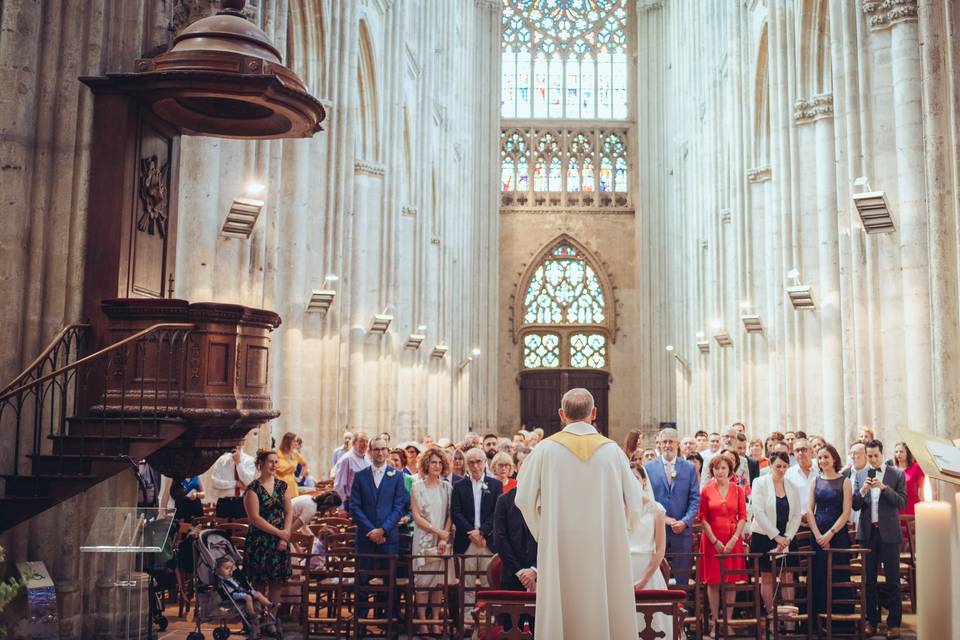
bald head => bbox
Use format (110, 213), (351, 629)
(560, 388), (595, 423)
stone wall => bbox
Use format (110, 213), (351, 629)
(636, 0), (960, 446)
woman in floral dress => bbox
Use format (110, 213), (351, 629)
(243, 449), (293, 609)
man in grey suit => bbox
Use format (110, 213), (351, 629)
(851, 439), (907, 639)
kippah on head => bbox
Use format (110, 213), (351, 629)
(561, 387), (595, 421)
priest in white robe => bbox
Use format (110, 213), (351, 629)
(516, 388), (643, 640)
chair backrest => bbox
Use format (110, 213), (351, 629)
(474, 591), (535, 640)
(821, 547), (870, 634)
(487, 554), (503, 589)
(770, 549), (814, 634)
(717, 553), (763, 627)
(353, 552), (398, 629)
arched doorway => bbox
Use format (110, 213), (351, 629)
(514, 237), (614, 437)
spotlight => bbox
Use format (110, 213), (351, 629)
(405, 333), (425, 349)
(714, 329), (733, 348)
(431, 344), (449, 359)
(222, 194), (265, 238)
(307, 290), (335, 314)
(697, 341), (710, 354)
(369, 312), (393, 334)
(741, 315), (763, 333)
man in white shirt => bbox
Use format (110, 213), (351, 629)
(208, 445), (256, 502)
(452, 448), (503, 611)
(784, 439), (816, 526)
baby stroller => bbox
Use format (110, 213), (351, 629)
(185, 529), (283, 640)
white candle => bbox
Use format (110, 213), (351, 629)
(916, 499), (953, 640)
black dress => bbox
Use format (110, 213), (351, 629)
(750, 493), (791, 570)
(811, 476), (851, 617)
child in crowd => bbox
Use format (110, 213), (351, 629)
(215, 556), (276, 621)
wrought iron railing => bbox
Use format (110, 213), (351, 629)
(0, 323), (193, 482)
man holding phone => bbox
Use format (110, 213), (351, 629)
(851, 439), (907, 638)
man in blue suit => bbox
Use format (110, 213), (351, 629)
(643, 427), (700, 585)
(349, 437), (409, 623)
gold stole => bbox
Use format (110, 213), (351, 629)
(546, 430), (615, 462)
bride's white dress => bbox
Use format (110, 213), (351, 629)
(629, 499), (673, 638)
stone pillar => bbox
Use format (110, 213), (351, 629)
(918, 0), (960, 438)
(887, 2), (934, 431)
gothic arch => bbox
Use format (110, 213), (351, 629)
(753, 23), (770, 166)
(286, 0), (326, 98)
(355, 20), (380, 161)
(510, 234), (618, 354)
(797, 0), (831, 97)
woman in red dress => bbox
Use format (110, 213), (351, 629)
(699, 454), (748, 636)
(894, 442), (924, 515)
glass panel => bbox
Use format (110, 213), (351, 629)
(570, 333), (607, 369)
(523, 333), (560, 369)
(501, 157), (515, 191)
(533, 159), (547, 192)
(533, 56), (549, 118)
(517, 50), (532, 118)
(615, 156), (628, 192)
(517, 157), (529, 191)
(501, 50), (516, 118)
(501, 1), (628, 120)
(548, 157), (562, 191)
(599, 156), (613, 192)
(582, 158), (595, 192)
(567, 157), (580, 192)
(523, 242), (606, 325)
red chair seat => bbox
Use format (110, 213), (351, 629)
(634, 589), (687, 603)
(476, 590), (536, 603)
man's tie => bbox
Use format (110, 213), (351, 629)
(666, 461), (674, 487)
(233, 464), (241, 497)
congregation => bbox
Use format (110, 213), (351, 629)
(153, 419), (923, 639)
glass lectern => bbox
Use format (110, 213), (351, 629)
(81, 508), (174, 640)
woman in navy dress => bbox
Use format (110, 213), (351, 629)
(807, 443), (853, 618)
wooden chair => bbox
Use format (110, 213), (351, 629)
(473, 590), (535, 640)
(352, 553), (398, 639)
(770, 550), (814, 640)
(457, 552), (494, 638)
(716, 552), (763, 639)
(635, 588), (688, 640)
(898, 514), (916, 613)
(816, 547), (870, 639)
(664, 550), (704, 640)
(406, 553), (458, 638)
(302, 545), (355, 639)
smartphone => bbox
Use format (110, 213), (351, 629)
(867, 468), (877, 480)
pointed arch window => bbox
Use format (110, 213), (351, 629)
(518, 238), (613, 370)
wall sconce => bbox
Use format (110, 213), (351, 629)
(741, 315), (763, 333)
(852, 177), (895, 233)
(786, 269), (815, 310)
(714, 330), (733, 348)
(405, 333), (425, 349)
(458, 356), (473, 369)
(431, 344), (449, 359)
(697, 341), (711, 354)
(222, 181), (266, 238)
(369, 312), (393, 334)
(306, 274), (338, 315)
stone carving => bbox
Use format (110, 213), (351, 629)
(793, 94), (833, 123)
(862, 0), (917, 29)
(747, 166), (772, 183)
(137, 155), (169, 237)
(354, 160), (386, 176)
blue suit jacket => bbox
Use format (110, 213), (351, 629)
(644, 457), (701, 533)
(349, 465), (409, 554)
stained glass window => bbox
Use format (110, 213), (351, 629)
(502, 0), (629, 119)
(570, 333), (606, 368)
(523, 242), (606, 325)
(523, 333), (561, 368)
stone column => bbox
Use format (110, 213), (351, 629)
(882, 1), (934, 431)
(918, 0), (960, 438)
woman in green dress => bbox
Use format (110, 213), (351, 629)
(243, 449), (293, 608)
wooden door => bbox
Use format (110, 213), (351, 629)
(519, 370), (610, 437)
